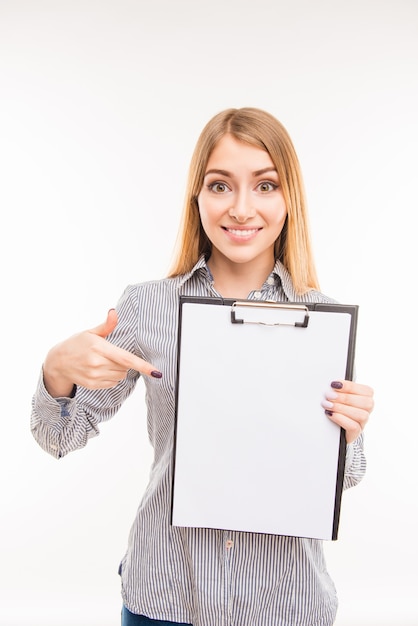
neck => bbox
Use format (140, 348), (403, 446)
(207, 255), (275, 299)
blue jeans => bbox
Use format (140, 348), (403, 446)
(121, 605), (192, 626)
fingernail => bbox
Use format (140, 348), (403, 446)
(326, 390), (338, 400)
(325, 409), (334, 416)
(151, 370), (163, 379)
(322, 399), (334, 409)
(331, 381), (343, 389)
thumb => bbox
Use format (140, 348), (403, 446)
(90, 308), (118, 338)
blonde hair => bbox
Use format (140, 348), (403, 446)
(168, 107), (319, 294)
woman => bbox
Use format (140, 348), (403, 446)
(31, 107), (374, 626)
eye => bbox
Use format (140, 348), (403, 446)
(257, 181), (279, 193)
(208, 182), (230, 194)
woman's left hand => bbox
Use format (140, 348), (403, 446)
(322, 380), (374, 444)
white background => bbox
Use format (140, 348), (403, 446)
(0, 1), (417, 625)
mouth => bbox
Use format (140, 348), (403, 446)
(222, 227), (262, 238)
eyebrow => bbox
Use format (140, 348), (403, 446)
(204, 167), (277, 178)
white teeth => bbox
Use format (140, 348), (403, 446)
(227, 229), (258, 236)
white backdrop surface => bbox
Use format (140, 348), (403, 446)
(0, 1), (417, 625)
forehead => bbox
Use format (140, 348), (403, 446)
(206, 134), (274, 171)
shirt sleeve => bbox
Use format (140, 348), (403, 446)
(30, 286), (141, 459)
(343, 433), (366, 490)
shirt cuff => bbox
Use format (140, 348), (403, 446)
(34, 369), (77, 424)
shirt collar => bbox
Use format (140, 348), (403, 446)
(178, 255), (300, 301)
(177, 255), (211, 288)
(271, 258), (300, 301)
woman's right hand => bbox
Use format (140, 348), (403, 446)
(43, 309), (162, 398)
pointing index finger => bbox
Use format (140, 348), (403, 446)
(96, 339), (162, 379)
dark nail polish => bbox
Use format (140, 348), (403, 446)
(151, 370), (163, 379)
(331, 381), (343, 389)
(325, 410), (333, 416)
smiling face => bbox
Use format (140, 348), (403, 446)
(197, 134), (287, 279)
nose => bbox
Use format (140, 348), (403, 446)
(228, 190), (255, 223)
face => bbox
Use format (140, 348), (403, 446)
(197, 134), (287, 273)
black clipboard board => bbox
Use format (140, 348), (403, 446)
(171, 296), (358, 540)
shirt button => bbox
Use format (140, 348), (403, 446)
(267, 276), (275, 285)
(225, 539), (234, 549)
(253, 291), (262, 299)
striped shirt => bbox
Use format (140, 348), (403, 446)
(31, 256), (366, 626)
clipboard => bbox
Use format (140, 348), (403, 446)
(171, 296), (358, 540)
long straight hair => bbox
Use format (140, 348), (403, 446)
(168, 107), (319, 294)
